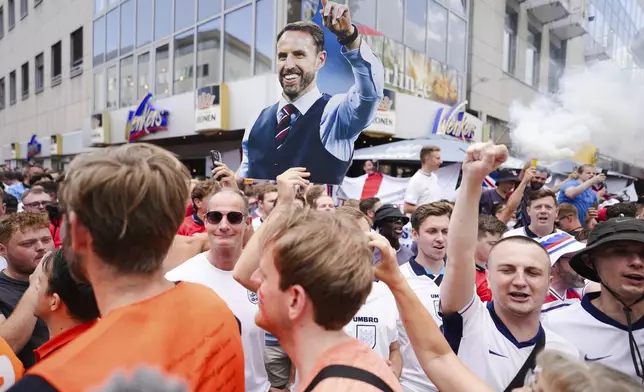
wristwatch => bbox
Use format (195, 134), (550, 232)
(337, 24), (359, 46)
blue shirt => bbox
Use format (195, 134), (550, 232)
(238, 39), (385, 178)
(558, 180), (596, 223)
(5, 183), (27, 200)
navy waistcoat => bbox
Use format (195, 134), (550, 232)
(246, 94), (351, 185)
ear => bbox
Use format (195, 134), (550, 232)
(69, 211), (91, 255)
(1, 203), (5, 215)
(411, 228), (418, 242)
(246, 215), (252, 226)
(50, 293), (61, 312)
(287, 285), (308, 322)
(0, 243), (7, 258)
(316, 51), (327, 70)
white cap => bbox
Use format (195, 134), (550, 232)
(538, 232), (586, 266)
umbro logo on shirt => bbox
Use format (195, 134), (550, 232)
(584, 354), (611, 362)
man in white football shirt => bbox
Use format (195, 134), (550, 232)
(166, 188), (271, 392)
(537, 232), (586, 313)
(503, 189), (563, 239)
(440, 142), (578, 392)
(403, 146), (442, 215)
(544, 217), (644, 383)
(397, 201), (452, 392)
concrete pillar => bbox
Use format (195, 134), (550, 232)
(516, 3), (529, 81)
(539, 24), (550, 93)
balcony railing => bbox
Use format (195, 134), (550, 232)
(525, 0), (571, 24)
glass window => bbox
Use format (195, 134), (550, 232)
(199, 0), (221, 20)
(94, 71), (105, 111)
(95, 0), (106, 15)
(20, 0), (27, 18)
(197, 19), (221, 87)
(51, 41), (62, 81)
(137, 0), (153, 47)
(106, 9), (119, 61)
(255, 0), (274, 75)
(0, 78), (5, 110)
(8, 0), (14, 30)
(138, 52), (151, 98)
(223, 5), (252, 82)
(155, 0), (172, 40)
(377, 0), (403, 42)
(106, 66), (118, 109)
(120, 0), (135, 55)
(156, 44), (170, 97)
(427, 1), (448, 62)
(9, 71), (15, 104)
(174, 29), (195, 94)
(449, 0), (466, 15)
(503, 6), (517, 74)
(35, 53), (44, 92)
(21, 62), (28, 99)
(350, 0), (376, 29)
(0, 7), (4, 39)
(226, 0), (245, 9)
(405, 0), (427, 53)
(120, 56), (135, 107)
(175, 0), (195, 31)
(448, 13), (466, 72)
(93, 16), (106, 66)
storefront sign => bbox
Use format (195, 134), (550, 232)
(432, 101), (477, 141)
(90, 112), (112, 146)
(50, 134), (62, 156)
(195, 84), (229, 132)
(126, 93), (169, 142)
(27, 135), (42, 161)
(364, 89), (396, 136)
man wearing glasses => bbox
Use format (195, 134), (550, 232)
(166, 188), (271, 392)
(20, 188), (51, 214)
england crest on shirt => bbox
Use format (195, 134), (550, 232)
(356, 325), (377, 349)
(247, 290), (259, 305)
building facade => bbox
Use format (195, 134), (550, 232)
(0, 0), (94, 170)
(468, 0), (588, 147)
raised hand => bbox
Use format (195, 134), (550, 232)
(368, 232), (405, 287)
(462, 142), (509, 182)
(320, 0), (354, 38)
(212, 162), (239, 191)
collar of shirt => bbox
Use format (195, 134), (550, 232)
(409, 256), (446, 280)
(34, 320), (98, 363)
(277, 86), (322, 118)
(192, 212), (204, 227)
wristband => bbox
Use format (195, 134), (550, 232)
(337, 24), (359, 46)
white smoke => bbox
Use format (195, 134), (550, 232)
(509, 61), (644, 164)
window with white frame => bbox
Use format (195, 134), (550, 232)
(35, 53), (44, 93)
(503, 6), (517, 74)
(20, 0), (27, 18)
(525, 26), (541, 87)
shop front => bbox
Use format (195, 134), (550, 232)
(1, 131), (91, 171)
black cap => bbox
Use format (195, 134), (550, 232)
(495, 169), (520, 184)
(569, 217), (644, 282)
(374, 204), (410, 225)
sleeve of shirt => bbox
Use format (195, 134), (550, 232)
(440, 295), (488, 354)
(403, 176), (420, 205)
(558, 180), (580, 203)
(237, 126), (251, 179)
(320, 39), (385, 160)
(9, 375), (60, 391)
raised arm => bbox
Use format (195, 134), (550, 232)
(370, 232), (493, 392)
(440, 143), (508, 314)
(498, 168), (534, 224)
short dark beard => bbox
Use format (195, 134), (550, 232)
(281, 71), (315, 101)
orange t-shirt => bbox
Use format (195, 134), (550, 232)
(296, 339), (402, 392)
(25, 282), (245, 392)
(0, 336), (24, 389)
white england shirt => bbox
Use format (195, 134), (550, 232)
(404, 170), (441, 207)
(503, 226), (565, 239)
(344, 281), (399, 360)
(543, 292), (644, 382)
(251, 216), (263, 232)
(442, 295), (579, 391)
(165, 253), (271, 392)
(397, 258), (444, 392)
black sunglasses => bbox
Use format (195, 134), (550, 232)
(205, 211), (245, 225)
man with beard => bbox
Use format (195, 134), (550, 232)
(237, 0), (384, 185)
(543, 217), (644, 382)
(537, 232), (587, 313)
(504, 189), (563, 239)
(0, 213), (53, 368)
(233, 204), (402, 391)
(515, 166), (550, 228)
(440, 142), (578, 391)
(11, 144), (245, 391)
(396, 202), (451, 392)
(373, 204), (414, 266)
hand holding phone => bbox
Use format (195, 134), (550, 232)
(209, 150), (222, 167)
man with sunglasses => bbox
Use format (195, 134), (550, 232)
(543, 217), (644, 383)
(166, 188), (271, 392)
(373, 204), (414, 266)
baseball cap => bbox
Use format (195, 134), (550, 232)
(569, 217), (644, 282)
(374, 204), (410, 225)
(538, 232), (586, 267)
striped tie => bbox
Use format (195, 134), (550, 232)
(275, 104), (297, 148)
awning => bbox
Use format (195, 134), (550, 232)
(352, 135), (525, 169)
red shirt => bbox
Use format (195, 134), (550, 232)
(49, 220), (62, 249)
(475, 265), (492, 302)
(34, 320), (97, 363)
(176, 215), (205, 236)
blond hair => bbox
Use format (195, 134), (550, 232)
(260, 204), (372, 330)
(0, 212), (49, 245)
(59, 143), (190, 274)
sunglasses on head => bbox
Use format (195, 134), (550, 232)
(205, 211), (245, 225)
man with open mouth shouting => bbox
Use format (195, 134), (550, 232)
(238, 0), (384, 186)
